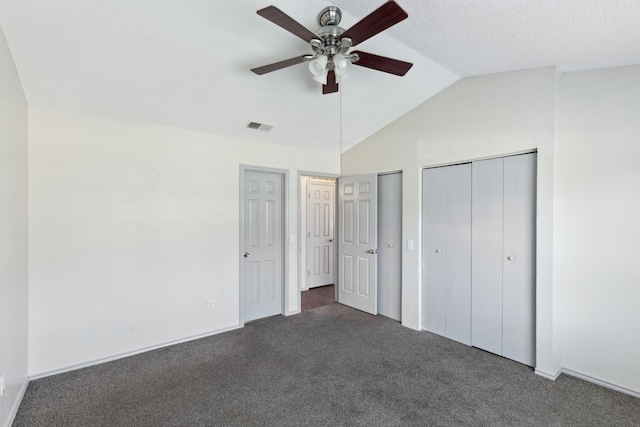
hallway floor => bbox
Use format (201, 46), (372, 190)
(301, 284), (335, 311)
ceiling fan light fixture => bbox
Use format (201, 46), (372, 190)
(309, 55), (328, 85)
(333, 53), (351, 79)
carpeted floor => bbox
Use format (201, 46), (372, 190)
(13, 303), (640, 426)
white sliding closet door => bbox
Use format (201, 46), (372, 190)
(422, 163), (472, 345)
(471, 153), (536, 367)
(502, 154), (536, 365)
(470, 158), (504, 356)
(423, 168), (446, 336)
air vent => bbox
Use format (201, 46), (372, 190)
(246, 121), (273, 132)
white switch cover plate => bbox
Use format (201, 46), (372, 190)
(207, 300), (215, 310)
(0, 373), (5, 396)
(407, 240), (414, 251)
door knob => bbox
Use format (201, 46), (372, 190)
(367, 249), (378, 254)
(243, 252), (250, 258)
(507, 256), (514, 261)
(388, 244), (394, 248)
(435, 249), (441, 253)
(329, 239), (334, 242)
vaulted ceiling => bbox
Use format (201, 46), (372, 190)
(1, 0), (639, 152)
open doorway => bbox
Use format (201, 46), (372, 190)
(299, 175), (337, 311)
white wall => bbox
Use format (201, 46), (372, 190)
(0, 26), (29, 427)
(557, 65), (640, 394)
(342, 67), (560, 376)
(28, 107), (339, 376)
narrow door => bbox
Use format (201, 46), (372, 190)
(422, 167), (447, 336)
(378, 173), (402, 321)
(338, 174), (378, 315)
(242, 170), (283, 322)
(502, 153), (536, 366)
(306, 181), (335, 288)
(443, 164), (472, 345)
(471, 158), (504, 356)
(422, 164), (471, 345)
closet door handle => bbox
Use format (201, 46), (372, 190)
(435, 249), (441, 253)
(507, 256), (514, 261)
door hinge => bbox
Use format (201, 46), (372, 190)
(307, 270), (310, 276)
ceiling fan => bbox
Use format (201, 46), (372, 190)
(250, 1), (413, 94)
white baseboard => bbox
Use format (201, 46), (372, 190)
(561, 368), (640, 399)
(3, 379), (29, 427)
(536, 366), (640, 398)
(30, 324), (243, 380)
(534, 367), (562, 380)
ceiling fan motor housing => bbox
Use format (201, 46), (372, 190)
(319, 6), (341, 26)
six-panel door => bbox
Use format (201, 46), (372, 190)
(242, 171), (283, 322)
(338, 174), (378, 315)
(307, 181), (335, 288)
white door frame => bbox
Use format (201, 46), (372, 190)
(239, 165), (289, 324)
(297, 171), (339, 309)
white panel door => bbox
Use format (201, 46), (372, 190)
(471, 158), (504, 356)
(378, 173), (402, 321)
(502, 153), (536, 366)
(422, 167), (446, 336)
(307, 181), (335, 288)
(444, 164), (472, 345)
(422, 164), (471, 345)
(338, 174), (378, 315)
(242, 171), (283, 322)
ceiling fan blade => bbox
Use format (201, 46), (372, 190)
(257, 6), (318, 42)
(323, 70), (339, 94)
(341, 1), (408, 47)
(352, 51), (413, 76)
(251, 55), (308, 75)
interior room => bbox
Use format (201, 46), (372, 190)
(1, 0), (639, 425)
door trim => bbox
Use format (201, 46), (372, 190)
(239, 165), (289, 324)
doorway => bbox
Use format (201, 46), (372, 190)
(300, 175), (337, 312)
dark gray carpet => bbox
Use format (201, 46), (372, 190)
(13, 303), (640, 426)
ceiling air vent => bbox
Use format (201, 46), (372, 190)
(246, 121), (273, 132)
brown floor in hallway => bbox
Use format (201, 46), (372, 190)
(301, 284), (335, 311)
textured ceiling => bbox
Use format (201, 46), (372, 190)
(1, 0), (639, 152)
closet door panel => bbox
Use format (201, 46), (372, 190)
(422, 168), (446, 335)
(378, 173), (402, 321)
(444, 164), (472, 345)
(502, 153), (537, 366)
(471, 158), (504, 355)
